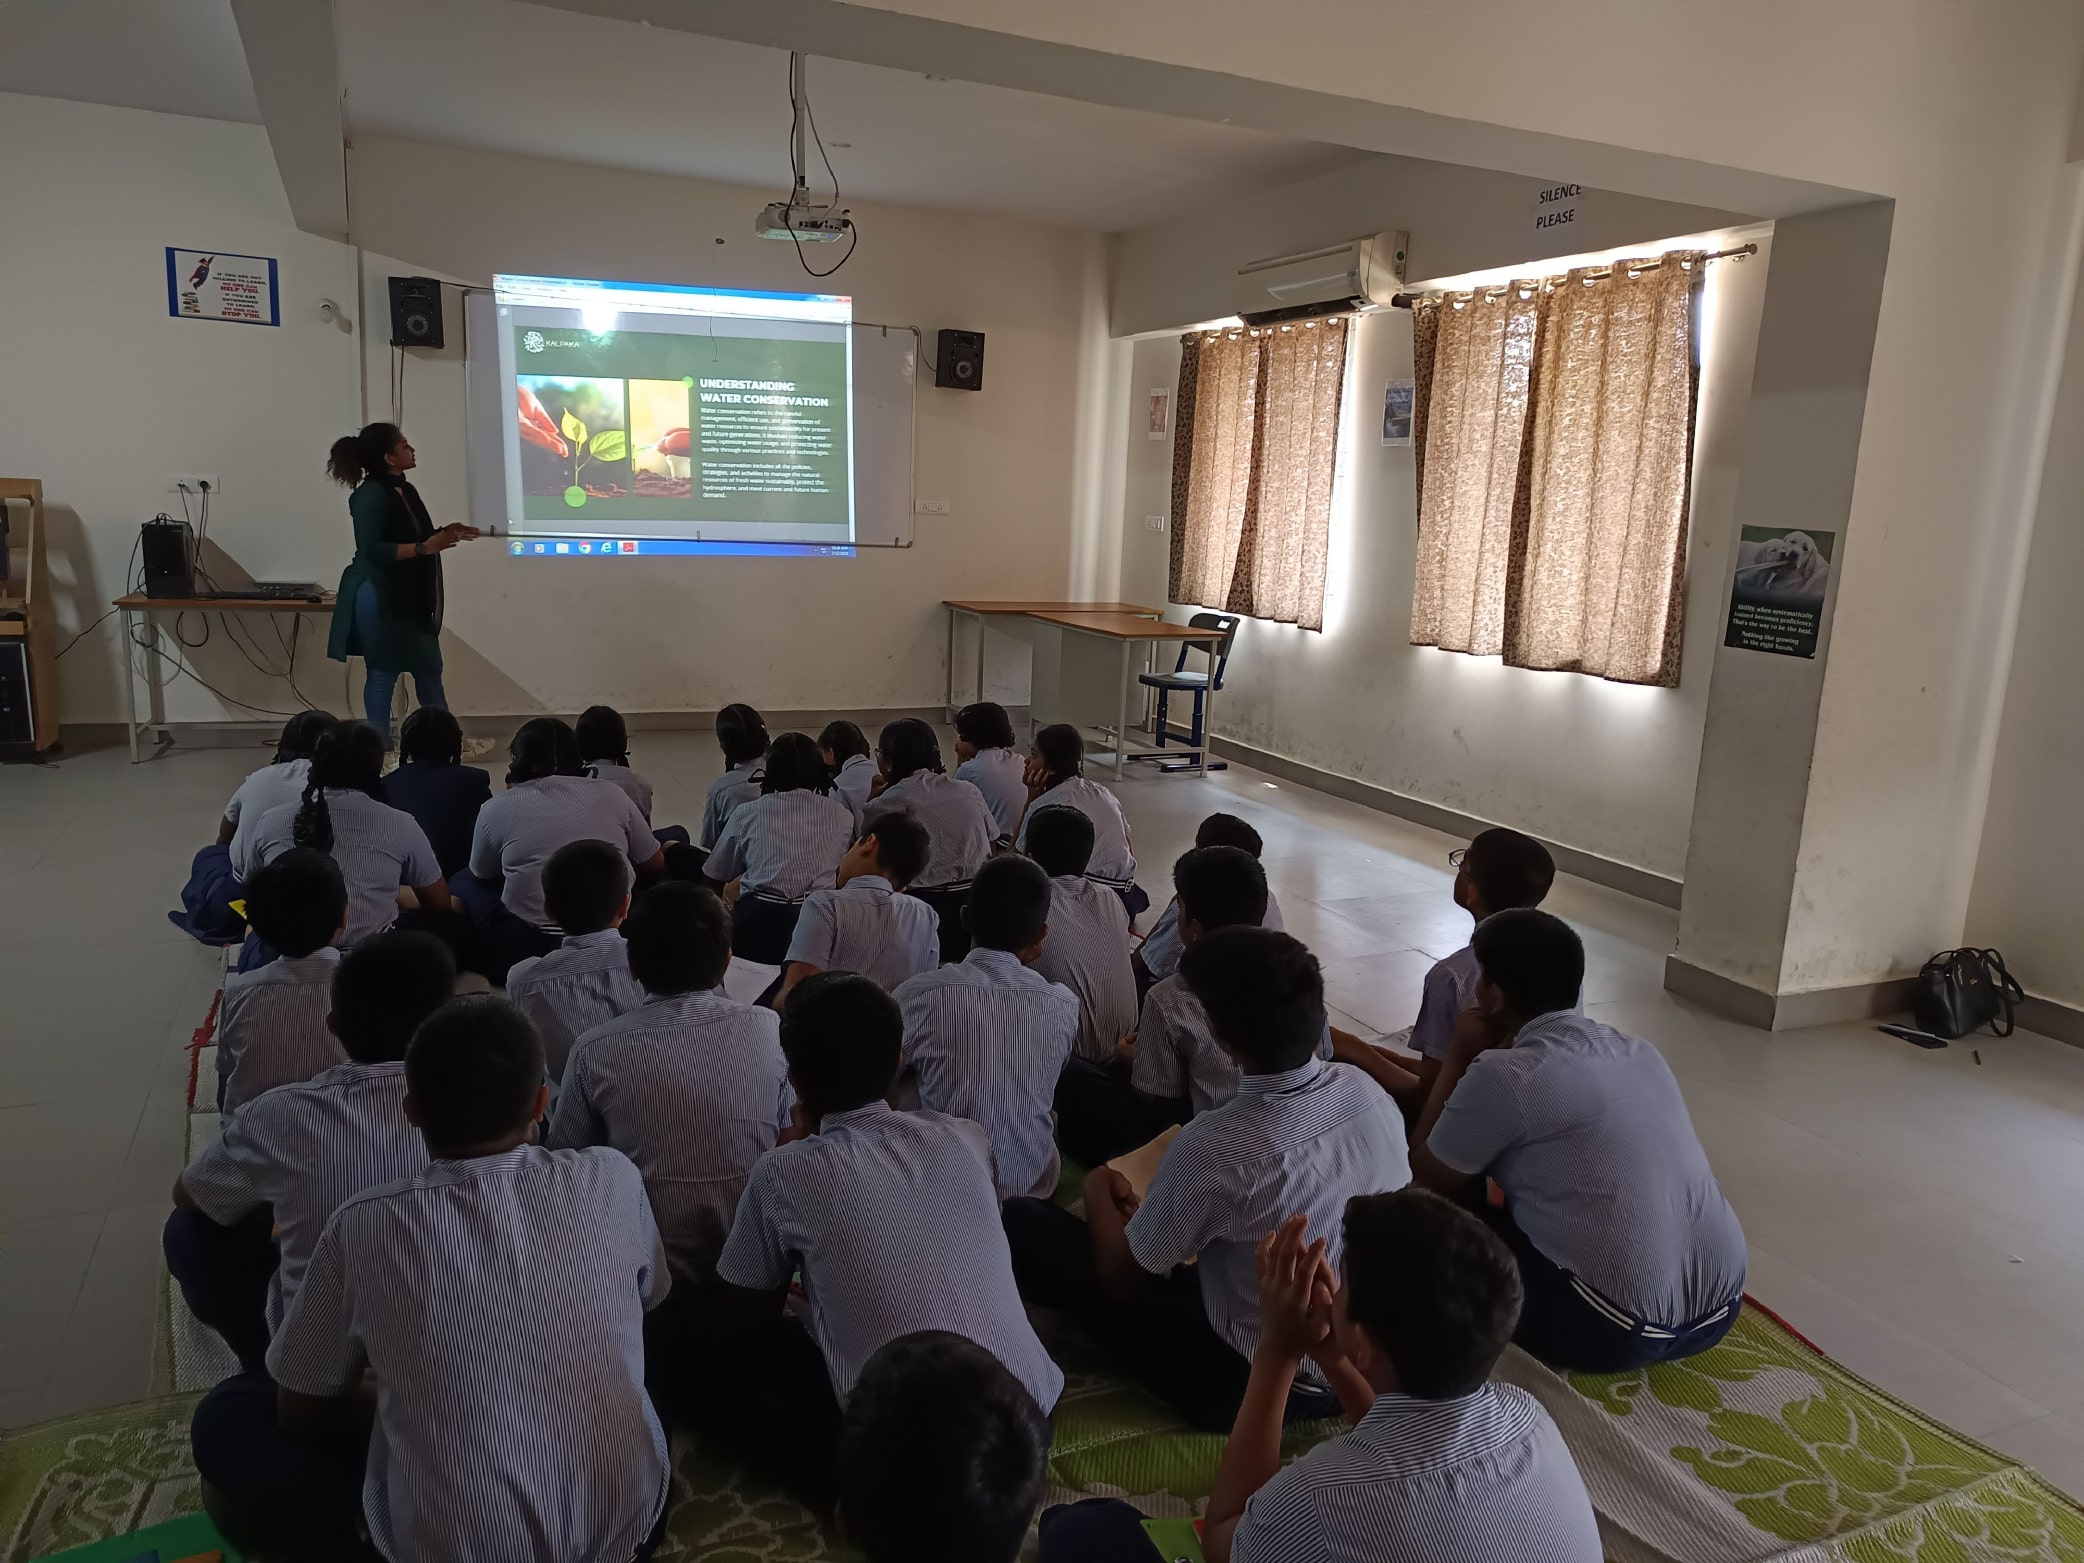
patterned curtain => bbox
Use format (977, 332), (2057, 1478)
(1408, 253), (1703, 687)
(1169, 317), (1348, 632)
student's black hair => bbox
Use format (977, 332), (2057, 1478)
(1173, 844), (1269, 932)
(717, 703), (771, 767)
(1178, 927), (1324, 1073)
(1469, 907), (1584, 1018)
(293, 721), (387, 854)
(396, 706), (463, 766)
(966, 853), (1051, 953)
(404, 996), (544, 1147)
(332, 932), (456, 1064)
(507, 716), (583, 785)
(837, 1331), (1050, 1563)
(1462, 827), (1556, 913)
(954, 701), (1017, 752)
(326, 422), (405, 487)
(762, 731), (833, 796)
(1343, 1188), (1523, 1399)
(781, 972), (903, 1114)
(1031, 722), (1084, 787)
(574, 704), (630, 767)
(272, 709), (338, 765)
(876, 718), (944, 781)
(542, 839), (631, 936)
(819, 718), (872, 763)
(623, 881), (732, 995)
(1194, 811), (1264, 858)
(862, 812), (930, 889)
(242, 847), (348, 958)
(1022, 804), (1095, 879)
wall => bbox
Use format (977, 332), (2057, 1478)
(0, 92), (1100, 724)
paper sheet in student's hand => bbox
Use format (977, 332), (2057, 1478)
(1106, 1123), (1182, 1202)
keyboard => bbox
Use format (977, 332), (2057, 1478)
(199, 583), (326, 602)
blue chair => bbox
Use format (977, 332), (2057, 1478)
(1138, 612), (1238, 770)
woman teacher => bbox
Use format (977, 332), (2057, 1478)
(325, 422), (477, 745)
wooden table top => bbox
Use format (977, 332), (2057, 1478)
(1024, 609), (1226, 640)
(115, 593), (334, 611)
(943, 599), (1162, 616)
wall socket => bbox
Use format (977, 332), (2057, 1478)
(1144, 513), (1168, 532)
(915, 498), (950, 515)
(168, 473), (221, 496)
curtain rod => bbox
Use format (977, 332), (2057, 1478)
(1390, 242), (1757, 309)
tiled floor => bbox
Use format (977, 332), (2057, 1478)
(5, 723), (2084, 1498)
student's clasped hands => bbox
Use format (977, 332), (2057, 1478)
(1254, 1214), (1337, 1366)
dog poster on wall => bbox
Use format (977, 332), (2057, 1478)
(1725, 526), (1836, 657)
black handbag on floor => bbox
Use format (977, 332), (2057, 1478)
(1912, 948), (2024, 1039)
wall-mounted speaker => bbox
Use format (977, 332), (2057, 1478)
(388, 276), (445, 348)
(935, 328), (985, 392)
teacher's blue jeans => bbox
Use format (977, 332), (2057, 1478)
(354, 580), (445, 743)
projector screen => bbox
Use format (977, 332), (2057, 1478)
(472, 273), (856, 557)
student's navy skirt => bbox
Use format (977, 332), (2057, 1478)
(733, 892), (805, 966)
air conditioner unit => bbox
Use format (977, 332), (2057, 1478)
(1235, 231), (1408, 325)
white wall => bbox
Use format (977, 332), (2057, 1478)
(1121, 236), (1768, 881)
(1, 92), (1100, 724)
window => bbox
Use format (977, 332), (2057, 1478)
(1409, 253), (1704, 686)
(1169, 316), (1349, 632)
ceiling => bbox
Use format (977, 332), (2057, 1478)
(0, 0), (1372, 230)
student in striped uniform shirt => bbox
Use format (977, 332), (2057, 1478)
(576, 704), (657, 823)
(215, 850), (350, 1114)
(1014, 724), (1143, 914)
(952, 701), (1027, 845)
(503, 840), (645, 1087)
(1136, 813), (1286, 992)
(699, 702), (770, 850)
(894, 855), (1079, 1201)
(174, 709), (337, 944)
(1036, 1191), (1601, 1563)
(167, 933), (453, 1374)
(704, 732), (858, 963)
(817, 719), (878, 831)
(1005, 927), (1408, 1431)
(1022, 805), (1138, 1067)
(865, 718), (997, 961)
(778, 811), (941, 1006)
(192, 997), (673, 1562)
(704, 973), (1063, 1508)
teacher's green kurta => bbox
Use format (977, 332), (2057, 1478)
(327, 473), (445, 676)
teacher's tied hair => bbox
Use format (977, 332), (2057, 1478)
(507, 717), (584, 787)
(294, 720), (389, 853)
(327, 423), (406, 487)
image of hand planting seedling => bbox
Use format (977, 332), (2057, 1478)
(516, 375), (632, 505)
(628, 378), (695, 499)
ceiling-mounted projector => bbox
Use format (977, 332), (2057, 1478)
(755, 197), (851, 242)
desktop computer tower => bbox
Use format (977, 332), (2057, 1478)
(141, 516), (196, 598)
(0, 640), (35, 749)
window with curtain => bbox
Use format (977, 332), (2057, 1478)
(1409, 253), (1703, 687)
(1169, 316), (1348, 632)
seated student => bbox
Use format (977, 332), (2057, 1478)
(1410, 908), (1748, 1372)
(1036, 1192), (1601, 1563)
(704, 973), (1063, 1507)
(1023, 804), (1138, 1067)
(1138, 813), (1286, 989)
(217, 849), (350, 1114)
(1003, 927), (1408, 1432)
(1403, 827), (1557, 1092)
(779, 812), (940, 1005)
(952, 701), (1027, 846)
(818, 718), (878, 830)
(504, 839), (645, 1085)
(462, 716), (663, 981)
(191, 997), (672, 1563)
(576, 703), (655, 822)
(704, 732), (858, 963)
(1015, 724), (1139, 907)
(174, 710), (339, 944)
(380, 707), (492, 879)
(894, 855), (1079, 1201)
(549, 883), (789, 1332)
(166, 933), (454, 1375)
(865, 717), (997, 961)
(700, 702), (770, 851)
(836, 1331), (1052, 1563)
(238, 721), (453, 954)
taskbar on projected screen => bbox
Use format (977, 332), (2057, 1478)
(506, 537), (855, 559)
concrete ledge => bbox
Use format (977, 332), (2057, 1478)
(1208, 734), (1683, 910)
(1663, 953), (1918, 1032)
(2016, 993), (2084, 1048)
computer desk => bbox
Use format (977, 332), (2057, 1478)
(113, 593), (334, 762)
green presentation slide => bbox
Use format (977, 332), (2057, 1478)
(512, 325), (850, 527)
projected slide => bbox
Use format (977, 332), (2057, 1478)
(489, 274), (854, 554)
